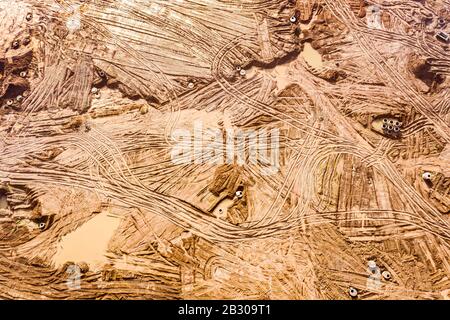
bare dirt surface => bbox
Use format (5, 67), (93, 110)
(0, 0), (449, 300)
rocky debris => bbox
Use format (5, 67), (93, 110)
(408, 55), (445, 92)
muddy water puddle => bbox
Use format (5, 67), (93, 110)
(53, 211), (121, 270)
(301, 43), (323, 69)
